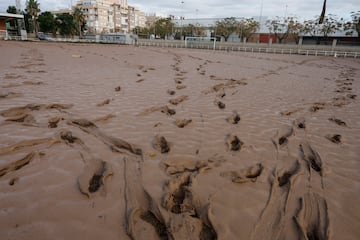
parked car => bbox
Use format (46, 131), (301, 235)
(38, 32), (47, 40)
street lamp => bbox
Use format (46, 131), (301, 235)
(259, 0), (264, 43)
(181, 1), (184, 40)
(195, 9), (198, 36)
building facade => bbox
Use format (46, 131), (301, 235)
(76, 0), (145, 34)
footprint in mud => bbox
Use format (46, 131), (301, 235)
(162, 158), (208, 175)
(328, 117), (347, 127)
(162, 172), (217, 239)
(325, 134), (342, 144)
(299, 142), (323, 176)
(294, 192), (330, 240)
(280, 108), (303, 116)
(48, 117), (63, 128)
(309, 102), (326, 112)
(175, 119), (192, 128)
(174, 78), (184, 84)
(347, 94), (357, 99)
(161, 106), (176, 116)
(167, 89), (176, 95)
(294, 117), (306, 129)
(277, 160), (301, 187)
(5, 113), (36, 124)
(203, 79), (247, 95)
(169, 95), (189, 105)
(226, 111), (240, 124)
(152, 135), (170, 153)
(226, 134), (243, 151)
(0, 152), (36, 177)
(58, 130), (84, 145)
(78, 158), (113, 198)
(9, 177), (19, 186)
(97, 99), (111, 107)
(163, 172), (193, 214)
(216, 89), (226, 98)
(215, 100), (226, 109)
(176, 84), (187, 90)
(271, 126), (294, 148)
(139, 105), (176, 116)
(220, 163), (264, 183)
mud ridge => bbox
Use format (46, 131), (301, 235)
(0, 152), (36, 177)
(69, 119), (142, 155)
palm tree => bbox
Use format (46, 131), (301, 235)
(73, 7), (85, 37)
(26, 0), (40, 35)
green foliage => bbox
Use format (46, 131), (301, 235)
(344, 11), (360, 37)
(317, 14), (341, 37)
(238, 18), (260, 40)
(56, 13), (76, 37)
(7, 6), (17, 14)
(6, 6), (18, 29)
(182, 24), (205, 37)
(154, 18), (174, 39)
(266, 16), (303, 43)
(215, 17), (238, 40)
(25, 0), (40, 34)
(38, 11), (56, 34)
(73, 7), (85, 37)
(214, 17), (259, 41)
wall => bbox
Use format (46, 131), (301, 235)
(0, 19), (6, 30)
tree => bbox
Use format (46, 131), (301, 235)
(56, 13), (76, 37)
(6, 6), (18, 30)
(154, 18), (174, 39)
(266, 16), (303, 43)
(26, 0), (40, 35)
(344, 11), (360, 38)
(6, 6), (17, 14)
(182, 23), (205, 37)
(215, 17), (238, 40)
(38, 11), (56, 35)
(73, 7), (85, 37)
(237, 18), (259, 41)
(317, 14), (341, 37)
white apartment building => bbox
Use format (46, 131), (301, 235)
(76, 0), (145, 34)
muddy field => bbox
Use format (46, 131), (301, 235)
(0, 41), (359, 240)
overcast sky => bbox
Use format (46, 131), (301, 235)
(0, 0), (357, 20)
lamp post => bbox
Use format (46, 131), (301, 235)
(259, 0), (264, 43)
(180, 1), (184, 40)
(195, 9), (198, 36)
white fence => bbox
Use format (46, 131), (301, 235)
(137, 40), (360, 58)
(0, 30), (8, 40)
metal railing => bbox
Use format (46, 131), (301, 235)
(137, 40), (360, 58)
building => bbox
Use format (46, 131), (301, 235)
(0, 12), (27, 40)
(75, 0), (146, 34)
